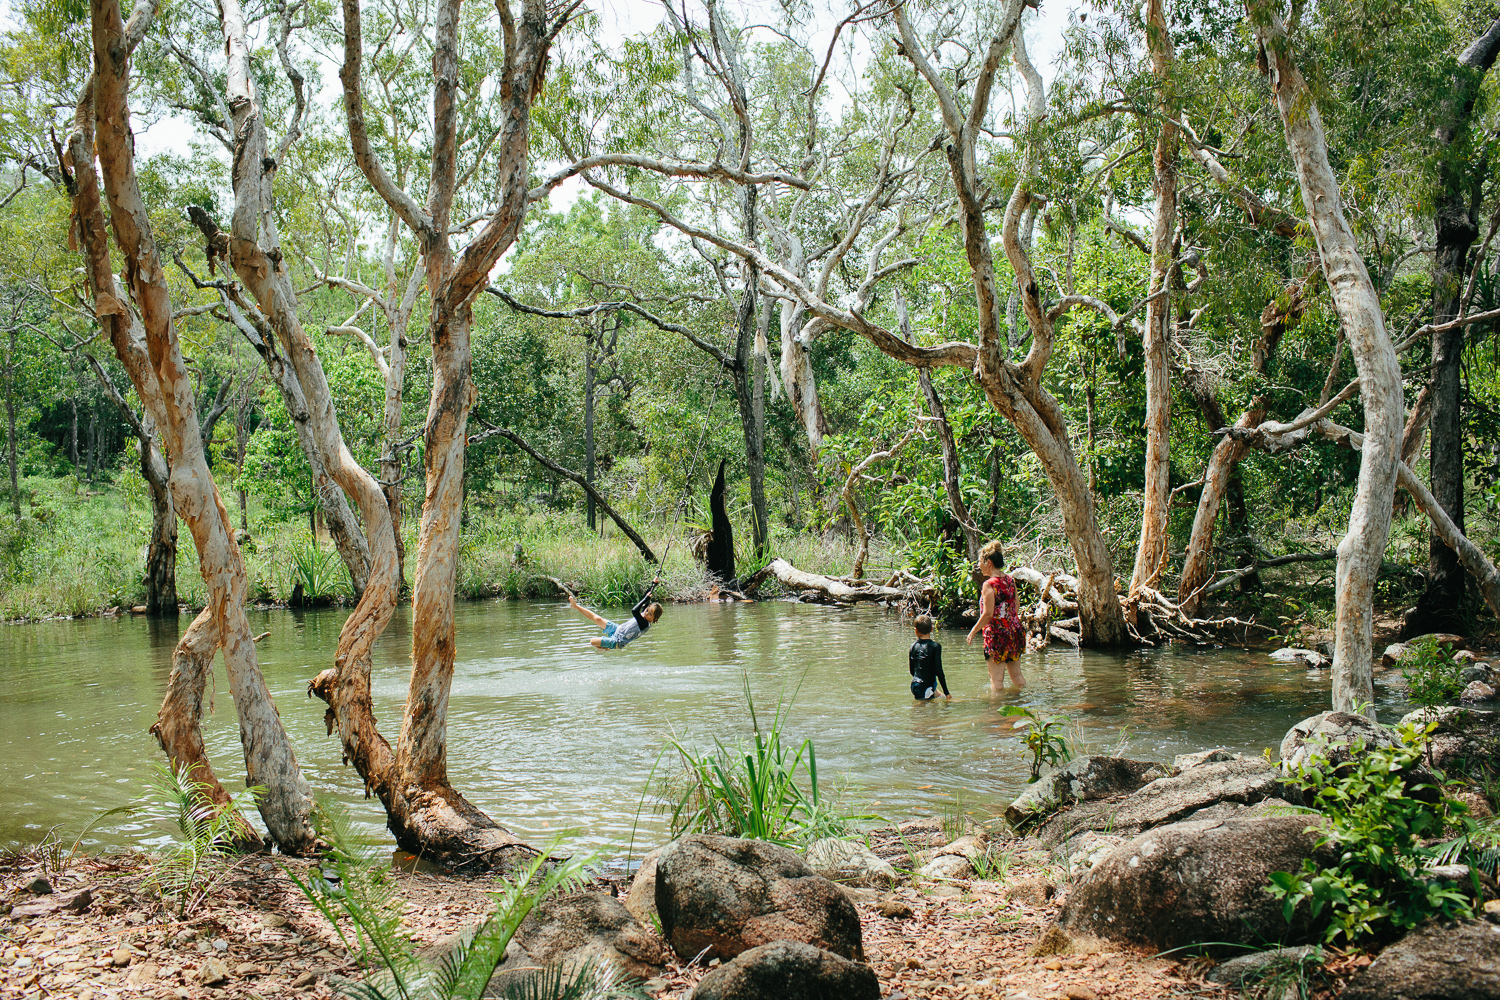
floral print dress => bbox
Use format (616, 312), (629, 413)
(982, 574), (1025, 661)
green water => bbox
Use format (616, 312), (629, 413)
(0, 599), (1407, 857)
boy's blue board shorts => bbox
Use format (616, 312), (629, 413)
(600, 621), (625, 650)
(911, 679), (937, 700)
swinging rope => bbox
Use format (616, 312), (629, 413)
(657, 365), (729, 570)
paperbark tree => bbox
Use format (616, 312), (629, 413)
(1130, 0), (1179, 595)
(583, 4), (1129, 644)
(896, 7), (1129, 645)
(307, 0), (600, 868)
(73, 0), (316, 851)
(1251, 1), (1405, 718)
(1408, 15), (1500, 635)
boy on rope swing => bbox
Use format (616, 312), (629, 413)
(569, 576), (664, 650)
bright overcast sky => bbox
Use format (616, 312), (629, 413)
(0, 0), (1077, 160)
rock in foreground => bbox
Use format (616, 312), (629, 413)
(655, 834), (862, 962)
(1037, 756), (1286, 847)
(1339, 919), (1500, 1000)
(803, 838), (897, 888)
(687, 941), (879, 1000)
(1005, 756), (1168, 831)
(1058, 815), (1331, 953)
(1280, 711), (1400, 772)
(511, 891), (666, 982)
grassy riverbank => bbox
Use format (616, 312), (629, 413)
(0, 477), (874, 620)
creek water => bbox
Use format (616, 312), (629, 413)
(0, 599), (1412, 859)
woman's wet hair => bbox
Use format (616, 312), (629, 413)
(979, 539), (1006, 571)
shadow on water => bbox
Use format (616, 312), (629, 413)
(0, 600), (1413, 855)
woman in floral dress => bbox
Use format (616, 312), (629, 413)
(966, 540), (1025, 692)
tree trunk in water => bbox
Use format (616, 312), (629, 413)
(893, 8), (1127, 646)
(1409, 17), (1500, 634)
(149, 609), (260, 847)
(82, 0), (318, 851)
(1257, 7), (1404, 719)
(1131, 0), (1178, 595)
(141, 436), (178, 614)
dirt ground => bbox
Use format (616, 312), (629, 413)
(0, 839), (1252, 1000)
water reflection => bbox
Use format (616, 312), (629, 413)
(0, 599), (1411, 856)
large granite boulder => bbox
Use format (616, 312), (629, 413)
(1280, 711), (1401, 773)
(1057, 815), (1332, 953)
(803, 838), (897, 888)
(1005, 756), (1169, 831)
(624, 849), (662, 926)
(654, 834), (862, 963)
(687, 941), (879, 1000)
(1339, 919), (1500, 1000)
(1036, 756), (1286, 847)
(510, 891), (667, 982)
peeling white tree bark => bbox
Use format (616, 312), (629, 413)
(1254, 5), (1405, 718)
(82, 0), (316, 851)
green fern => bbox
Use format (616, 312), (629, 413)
(493, 959), (649, 1000)
(289, 805), (606, 1000)
(144, 763), (263, 917)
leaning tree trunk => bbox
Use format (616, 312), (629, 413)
(82, 0), (317, 851)
(1177, 285), (1302, 614)
(1255, 4), (1404, 719)
(1130, 0), (1178, 595)
(894, 6), (1128, 645)
(149, 609), (259, 847)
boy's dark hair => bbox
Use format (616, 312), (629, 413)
(647, 602), (664, 621)
(913, 614), (934, 635)
(979, 539), (1006, 571)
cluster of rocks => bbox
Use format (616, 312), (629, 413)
(478, 834), (882, 999)
(1381, 635), (1499, 703)
(1006, 705), (1500, 999)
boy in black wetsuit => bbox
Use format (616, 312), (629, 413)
(570, 576), (663, 650)
(909, 614), (950, 701)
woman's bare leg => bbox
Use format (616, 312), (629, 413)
(986, 656), (1006, 694)
(1006, 655), (1027, 688)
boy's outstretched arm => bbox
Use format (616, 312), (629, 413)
(569, 595), (608, 628)
(631, 574), (662, 617)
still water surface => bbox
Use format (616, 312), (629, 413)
(0, 599), (1411, 857)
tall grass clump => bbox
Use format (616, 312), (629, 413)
(0, 477), (150, 618)
(653, 675), (854, 847)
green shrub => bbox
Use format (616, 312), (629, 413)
(1268, 722), (1479, 944)
(287, 804), (636, 1000)
(1001, 706), (1073, 782)
(1400, 636), (1467, 706)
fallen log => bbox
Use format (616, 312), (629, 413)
(766, 558), (903, 603)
